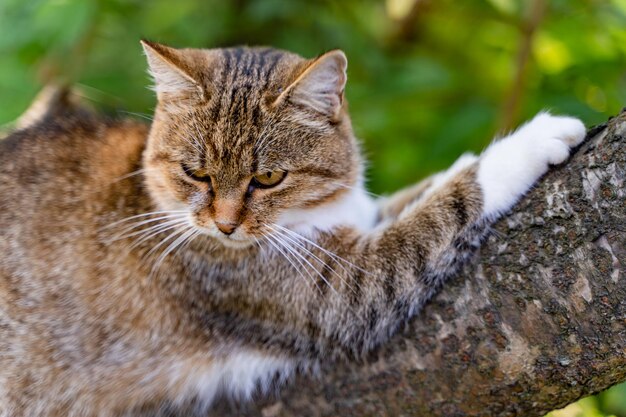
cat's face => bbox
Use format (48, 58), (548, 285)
(141, 42), (361, 248)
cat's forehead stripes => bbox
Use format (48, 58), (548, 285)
(211, 47), (289, 123)
(205, 47), (296, 164)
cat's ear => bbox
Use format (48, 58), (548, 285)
(140, 40), (206, 101)
(278, 50), (347, 120)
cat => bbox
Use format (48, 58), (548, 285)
(0, 41), (586, 417)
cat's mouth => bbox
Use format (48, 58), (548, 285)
(191, 222), (256, 249)
(213, 234), (255, 249)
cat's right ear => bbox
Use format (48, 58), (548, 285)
(140, 40), (206, 103)
(273, 50), (348, 121)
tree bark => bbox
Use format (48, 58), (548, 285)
(213, 111), (626, 417)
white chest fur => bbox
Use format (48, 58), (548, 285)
(169, 351), (295, 410)
(277, 185), (378, 236)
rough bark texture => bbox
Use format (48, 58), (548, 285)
(214, 111), (626, 417)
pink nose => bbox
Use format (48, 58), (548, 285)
(215, 221), (238, 235)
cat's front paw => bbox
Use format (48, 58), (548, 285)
(477, 112), (586, 218)
(527, 112), (586, 165)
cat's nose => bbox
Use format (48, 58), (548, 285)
(215, 221), (238, 235)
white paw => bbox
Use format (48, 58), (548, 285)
(528, 112), (586, 148)
(526, 113), (586, 165)
(520, 112), (586, 148)
(477, 112), (586, 218)
(540, 138), (571, 165)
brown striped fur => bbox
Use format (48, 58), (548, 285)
(0, 44), (490, 416)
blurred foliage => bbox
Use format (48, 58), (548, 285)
(547, 383), (626, 417)
(1, 0), (625, 192)
(0, 0), (625, 415)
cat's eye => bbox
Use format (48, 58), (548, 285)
(182, 165), (211, 182)
(250, 170), (287, 189)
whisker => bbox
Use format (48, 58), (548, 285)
(143, 224), (192, 262)
(179, 229), (201, 254)
(267, 227), (363, 320)
(118, 110), (154, 121)
(107, 214), (188, 236)
(111, 218), (190, 243)
(75, 83), (126, 106)
(107, 220), (187, 264)
(64, 167), (164, 205)
(151, 226), (197, 275)
(101, 210), (188, 230)
(140, 225), (195, 283)
(110, 166), (163, 184)
(252, 236), (266, 261)
(272, 223), (372, 278)
(112, 168), (147, 183)
(275, 231), (339, 296)
(273, 225), (371, 300)
(114, 221), (191, 262)
(268, 224), (357, 295)
(264, 233), (323, 296)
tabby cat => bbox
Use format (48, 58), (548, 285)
(0, 41), (586, 416)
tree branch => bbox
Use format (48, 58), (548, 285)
(212, 111), (626, 417)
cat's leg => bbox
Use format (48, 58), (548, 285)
(380, 112), (585, 222)
(378, 153), (478, 220)
(377, 176), (434, 220)
(279, 112), (585, 359)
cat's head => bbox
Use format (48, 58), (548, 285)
(141, 41), (363, 248)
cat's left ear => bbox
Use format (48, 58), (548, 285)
(277, 50), (347, 120)
(140, 40), (206, 102)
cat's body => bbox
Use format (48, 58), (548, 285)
(0, 44), (586, 416)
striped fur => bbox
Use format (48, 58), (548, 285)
(0, 44), (585, 416)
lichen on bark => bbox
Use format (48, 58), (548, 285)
(212, 111), (626, 417)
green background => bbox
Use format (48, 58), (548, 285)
(1, 0), (625, 415)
